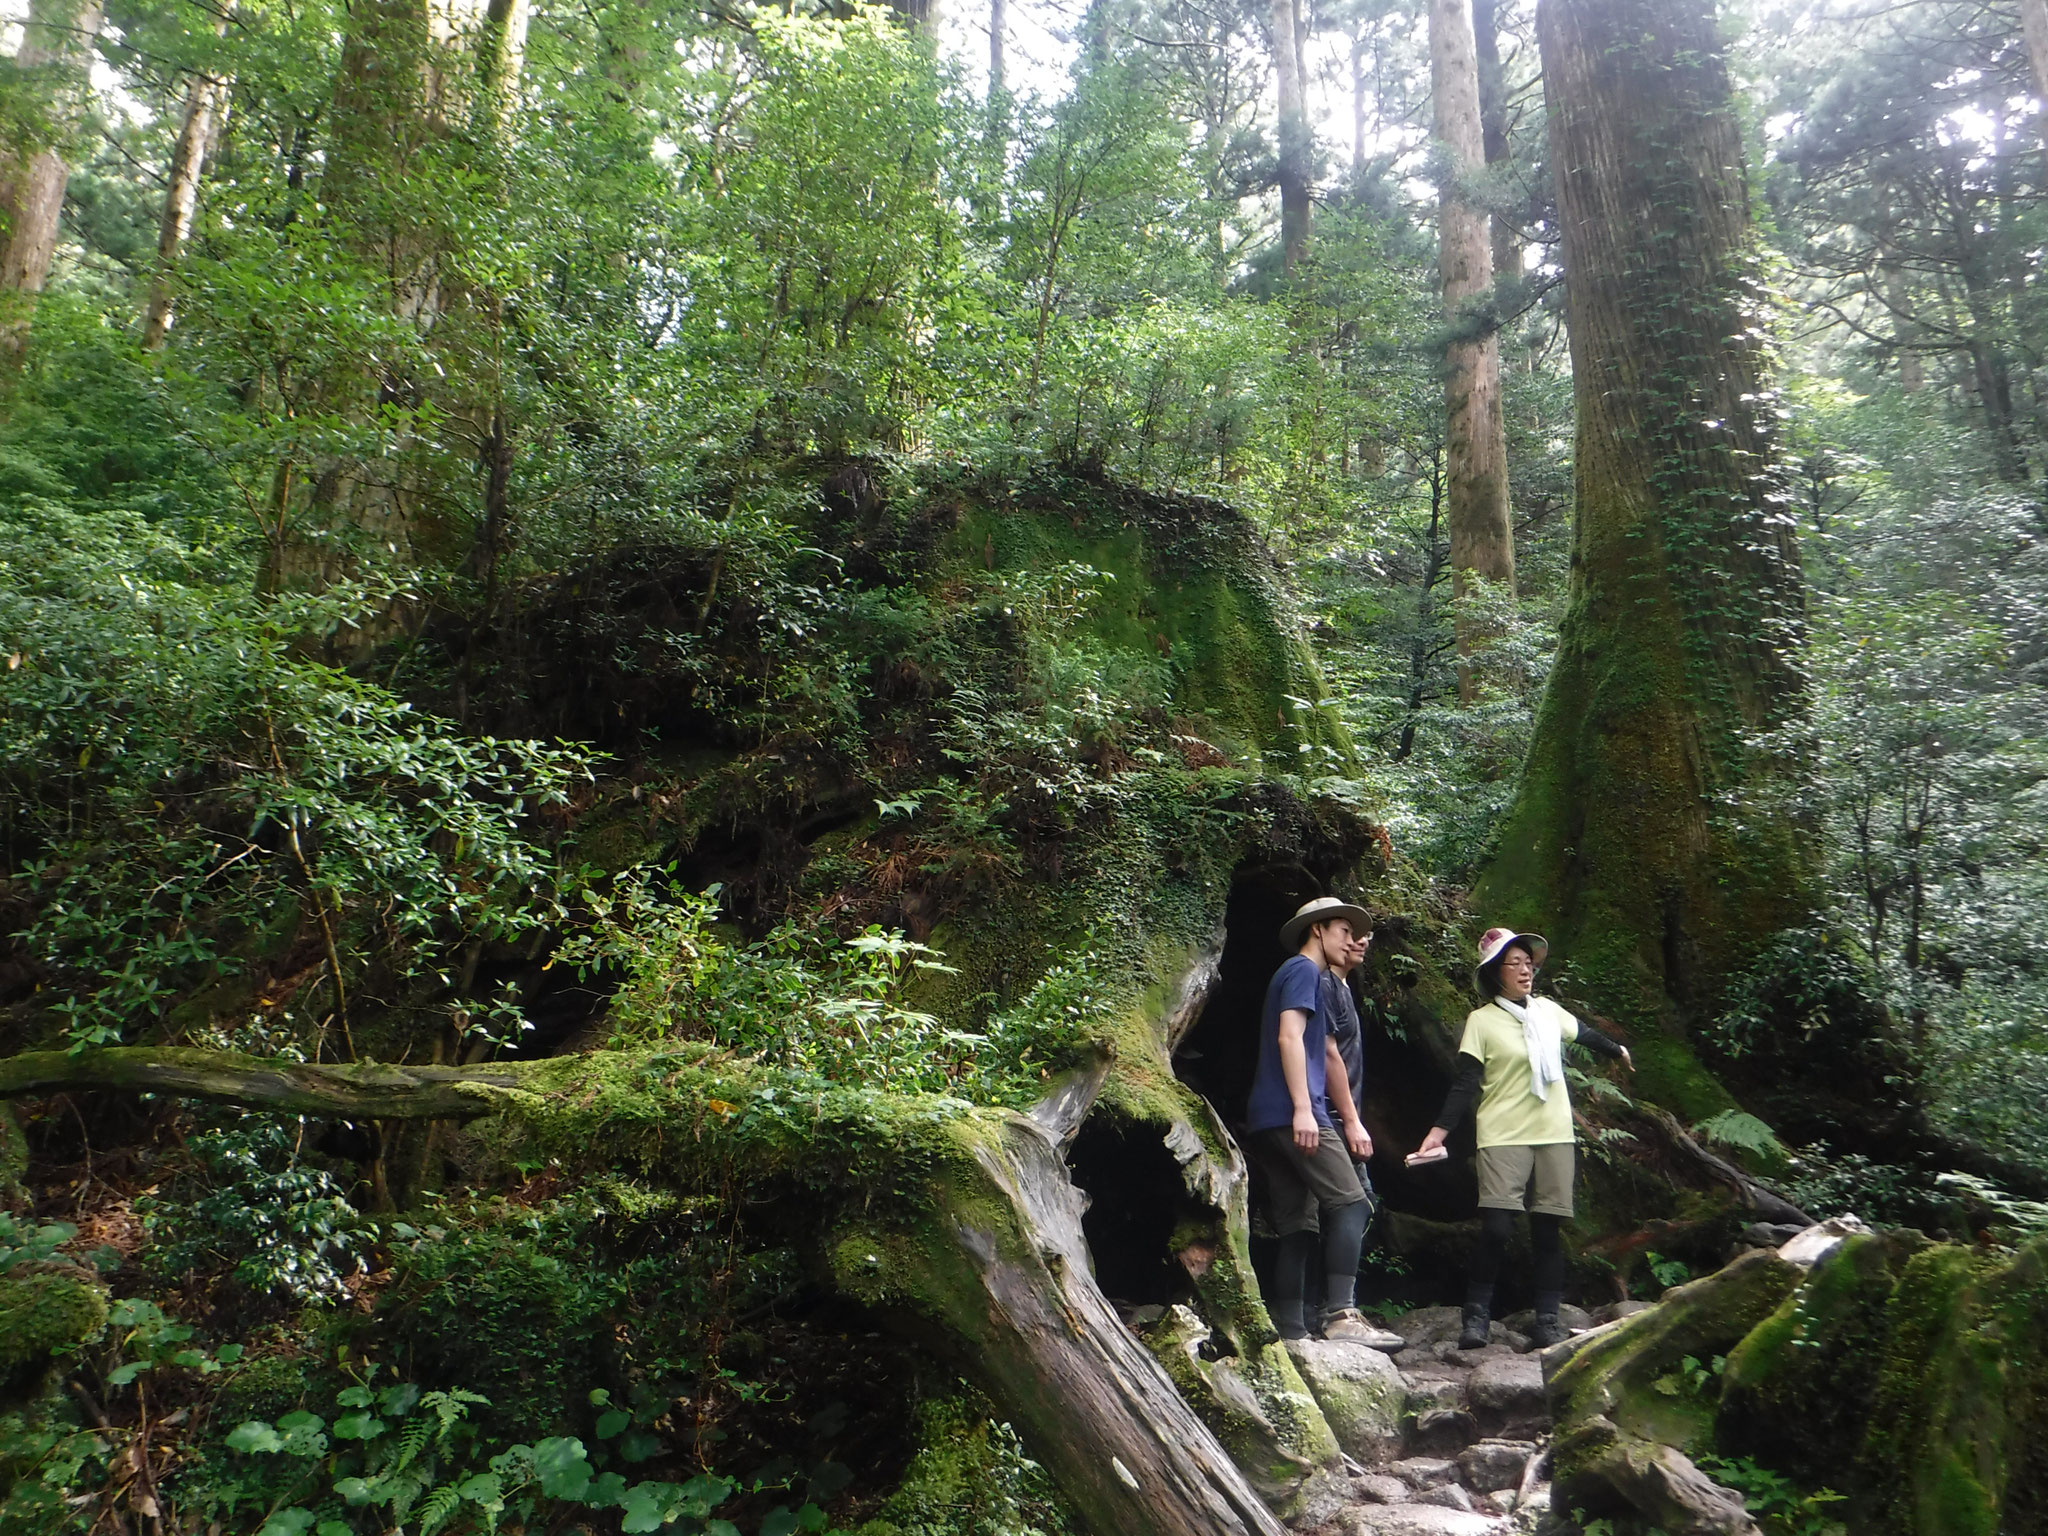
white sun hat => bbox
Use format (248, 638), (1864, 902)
(1279, 896), (1374, 951)
(1476, 926), (1549, 970)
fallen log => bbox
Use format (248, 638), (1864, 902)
(0, 1043), (1292, 1536)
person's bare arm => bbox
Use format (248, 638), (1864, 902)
(1325, 1035), (1372, 1159)
(1278, 1008), (1320, 1150)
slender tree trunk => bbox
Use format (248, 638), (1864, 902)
(2021, 0), (2048, 118)
(989, 0), (1005, 97)
(1351, 33), (1367, 176)
(1479, 0), (1811, 1040)
(1431, 0), (1514, 701)
(1471, 0), (1519, 285)
(142, 10), (234, 350)
(0, 0), (107, 367)
(1271, 0), (1310, 273)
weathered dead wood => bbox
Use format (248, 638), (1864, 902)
(2, 1044), (1291, 1536)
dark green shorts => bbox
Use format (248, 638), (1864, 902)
(1247, 1127), (1367, 1236)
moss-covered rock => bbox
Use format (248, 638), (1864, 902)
(1546, 1250), (1801, 1531)
(1281, 1337), (1405, 1463)
(1716, 1230), (1928, 1494)
(0, 1269), (106, 1400)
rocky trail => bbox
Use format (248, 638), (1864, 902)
(1275, 1302), (1648, 1536)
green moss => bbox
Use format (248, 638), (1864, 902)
(858, 1392), (1076, 1536)
(1548, 1250), (1801, 1488)
(947, 488), (1349, 769)
(1625, 1035), (1738, 1123)
(1716, 1231), (1923, 1490)
(0, 1273), (106, 1398)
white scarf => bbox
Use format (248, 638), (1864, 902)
(1494, 994), (1564, 1102)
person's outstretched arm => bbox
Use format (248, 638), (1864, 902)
(1416, 1053), (1483, 1156)
(1574, 1023), (1633, 1070)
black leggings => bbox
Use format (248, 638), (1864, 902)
(1465, 1207), (1565, 1308)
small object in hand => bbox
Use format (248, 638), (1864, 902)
(1405, 1146), (1450, 1167)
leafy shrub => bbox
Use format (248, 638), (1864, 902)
(139, 1120), (376, 1302)
(0, 502), (586, 1053)
(559, 869), (1108, 1100)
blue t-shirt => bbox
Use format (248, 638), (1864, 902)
(1246, 953), (1334, 1133)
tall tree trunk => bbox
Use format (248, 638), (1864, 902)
(1471, 0), (1519, 285)
(0, 0), (106, 367)
(1478, 0), (1810, 1046)
(2021, 0), (2048, 116)
(142, 9), (234, 351)
(1271, 0), (1310, 273)
(1430, 0), (1514, 701)
(989, 0), (1005, 97)
(262, 0), (529, 607)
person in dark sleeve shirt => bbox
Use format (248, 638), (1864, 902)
(1243, 898), (1404, 1350)
(1412, 927), (1632, 1349)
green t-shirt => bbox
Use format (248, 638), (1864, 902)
(1456, 996), (1580, 1148)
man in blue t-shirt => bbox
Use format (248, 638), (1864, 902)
(1244, 898), (1404, 1350)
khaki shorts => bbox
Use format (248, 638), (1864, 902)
(1476, 1143), (1575, 1218)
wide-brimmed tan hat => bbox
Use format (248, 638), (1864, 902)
(1476, 926), (1548, 969)
(1279, 896), (1374, 952)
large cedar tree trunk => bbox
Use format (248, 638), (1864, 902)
(0, 0), (106, 366)
(1478, 0), (1811, 1038)
(1430, 0), (1514, 700)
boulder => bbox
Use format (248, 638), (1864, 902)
(1355, 1473), (1411, 1504)
(1390, 1306), (1466, 1347)
(1455, 1439), (1533, 1494)
(1286, 1336), (1408, 1462)
(1478, 1489), (1519, 1515)
(1341, 1506), (1503, 1536)
(1388, 1456), (1460, 1490)
(1401, 1376), (1467, 1415)
(1776, 1214), (1871, 1268)
(1466, 1354), (1546, 1420)
(1407, 1407), (1480, 1456)
(1415, 1483), (1477, 1512)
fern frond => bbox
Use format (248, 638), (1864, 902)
(1693, 1110), (1786, 1159)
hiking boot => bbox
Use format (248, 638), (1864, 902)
(1321, 1309), (1407, 1352)
(1527, 1312), (1571, 1349)
(1457, 1303), (1492, 1350)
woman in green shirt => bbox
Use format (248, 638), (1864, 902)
(1413, 928), (1631, 1349)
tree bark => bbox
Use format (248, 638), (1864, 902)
(1431, 0), (1514, 701)
(990, 0), (1005, 98)
(141, 9), (233, 351)
(0, 0), (106, 366)
(1478, 0), (1811, 1038)
(2021, 0), (2048, 116)
(1471, 0), (1519, 284)
(1271, 0), (1310, 274)
(0, 1037), (1312, 1536)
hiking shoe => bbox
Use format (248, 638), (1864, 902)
(1527, 1313), (1572, 1349)
(1457, 1304), (1492, 1350)
(1321, 1309), (1408, 1352)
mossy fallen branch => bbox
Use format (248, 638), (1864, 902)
(0, 1047), (532, 1119)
